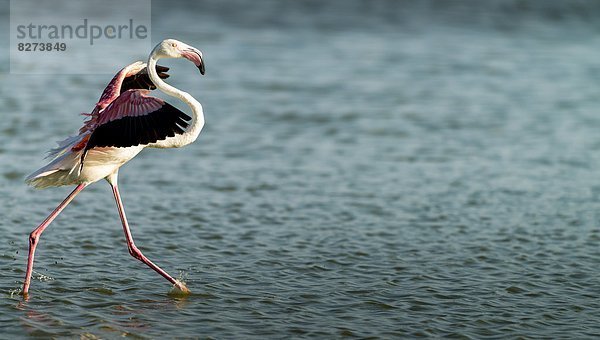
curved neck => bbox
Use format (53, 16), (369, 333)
(147, 54), (204, 147)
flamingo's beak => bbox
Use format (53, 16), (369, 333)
(182, 48), (205, 75)
(198, 56), (205, 75)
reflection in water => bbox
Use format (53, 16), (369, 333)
(15, 292), (194, 337)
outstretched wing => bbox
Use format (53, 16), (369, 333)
(83, 89), (191, 154)
(120, 65), (170, 93)
(79, 63), (171, 134)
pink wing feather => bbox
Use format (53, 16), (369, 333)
(94, 89), (165, 125)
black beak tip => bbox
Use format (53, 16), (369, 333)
(198, 65), (205, 75)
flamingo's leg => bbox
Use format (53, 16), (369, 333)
(110, 183), (190, 293)
(23, 183), (87, 297)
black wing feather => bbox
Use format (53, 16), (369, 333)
(85, 102), (191, 151)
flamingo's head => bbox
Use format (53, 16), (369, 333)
(152, 39), (205, 75)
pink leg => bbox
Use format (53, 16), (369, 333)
(111, 184), (190, 293)
(23, 183), (87, 297)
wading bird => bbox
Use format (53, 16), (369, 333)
(22, 39), (205, 297)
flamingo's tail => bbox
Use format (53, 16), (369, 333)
(25, 135), (87, 189)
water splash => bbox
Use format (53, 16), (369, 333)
(167, 271), (191, 297)
(33, 271), (55, 282)
(8, 288), (22, 299)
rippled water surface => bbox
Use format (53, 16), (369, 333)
(2, 0), (600, 338)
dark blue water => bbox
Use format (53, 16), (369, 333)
(1, 0), (600, 338)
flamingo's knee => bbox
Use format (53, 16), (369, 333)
(29, 232), (39, 247)
(128, 245), (144, 261)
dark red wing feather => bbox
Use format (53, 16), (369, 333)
(120, 65), (170, 93)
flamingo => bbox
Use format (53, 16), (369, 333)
(22, 39), (206, 297)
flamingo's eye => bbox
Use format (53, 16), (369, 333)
(171, 43), (177, 48)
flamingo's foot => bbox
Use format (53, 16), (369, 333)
(20, 289), (30, 301)
(169, 280), (191, 296)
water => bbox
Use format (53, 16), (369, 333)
(1, 0), (600, 337)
